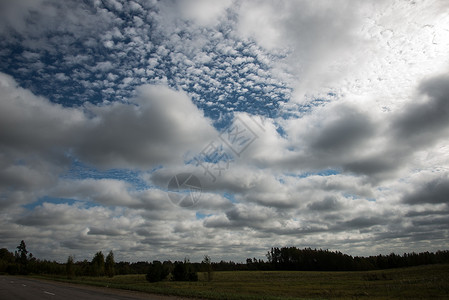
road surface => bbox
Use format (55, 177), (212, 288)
(0, 275), (191, 300)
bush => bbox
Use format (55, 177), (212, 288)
(188, 271), (198, 281)
(146, 261), (169, 282)
(172, 260), (198, 281)
(6, 264), (19, 275)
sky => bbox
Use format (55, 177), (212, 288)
(0, 0), (449, 263)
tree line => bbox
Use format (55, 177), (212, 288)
(0, 240), (205, 282)
(262, 247), (449, 271)
(0, 241), (116, 277)
(1, 241), (449, 279)
(65, 250), (116, 278)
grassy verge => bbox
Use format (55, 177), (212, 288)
(33, 264), (449, 299)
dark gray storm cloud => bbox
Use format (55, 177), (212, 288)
(403, 177), (449, 205)
(337, 74), (449, 179)
(342, 154), (402, 177)
(309, 107), (376, 155)
(76, 85), (216, 169)
(393, 74), (449, 145)
(340, 216), (383, 230)
(279, 104), (382, 176)
(307, 196), (342, 211)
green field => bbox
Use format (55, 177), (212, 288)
(36, 264), (449, 299)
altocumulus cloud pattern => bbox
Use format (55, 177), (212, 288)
(0, 0), (449, 262)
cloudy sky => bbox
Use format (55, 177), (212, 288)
(1, 0), (449, 263)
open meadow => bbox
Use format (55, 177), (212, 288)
(35, 264), (449, 299)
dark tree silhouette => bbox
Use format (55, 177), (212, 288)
(105, 251), (115, 277)
(2, 241), (449, 276)
(15, 240), (30, 274)
(146, 260), (169, 282)
(172, 259), (198, 281)
(66, 256), (75, 279)
(90, 251), (105, 276)
(0, 248), (15, 273)
(202, 255), (213, 281)
(16, 240), (28, 264)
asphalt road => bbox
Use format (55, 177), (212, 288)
(0, 275), (189, 300)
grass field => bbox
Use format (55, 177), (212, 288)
(36, 264), (449, 299)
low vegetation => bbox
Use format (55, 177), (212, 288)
(33, 264), (449, 299)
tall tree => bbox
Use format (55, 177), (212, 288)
(15, 240), (30, 274)
(105, 251), (115, 277)
(202, 255), (213, 281)
(16, 240), (28, 264)
(66, 256), (75, 279)
(91, 251), (105, 276)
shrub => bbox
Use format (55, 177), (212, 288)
(172, 260), (198, 281)
(146, 261), (169, 282)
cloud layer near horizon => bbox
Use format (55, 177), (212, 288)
(1, 0), (449, 262)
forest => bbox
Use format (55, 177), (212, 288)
(1, 241), (449, 281)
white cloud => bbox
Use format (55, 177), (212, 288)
(160, 0), (233, 27)
(77, 84), (217, 168)
(91, 61), (114, 72)
(1, 0), (449, 262)
(237, 0), (449, 108)
(0, 73), (217, 207)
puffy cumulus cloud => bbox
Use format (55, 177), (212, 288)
(0, 73), (85, 154)
(0, 73), (84, 207)
(297, 104), (379, 169)
(393, 74), (449, 147)
(77, 84), (216, 168)
(236, 0), (363, 97)
(3, 68), (449, 261)
(237, 0), (449, 107)
(49, 177), (233, 213)
(0, 0), (51, 36)
(238, 0), (360, 51)
(260, 71), (449, 183)
(1, 202), (147, 260)
(307, 110), (376, 156)
(168, 0), (234, 27)
(199, 192), (397, 242)
(232, 112), (289, 167)
(0, 73), (217, 207)
(307, 196), (342, 212)
(330, 73), (449, 182)
(403, 175), (449, 206)
(342, 73), (449, 180)
(225, 203), (278, 227)
(1, 188), (236, 261)
(262, 101), (385, 179)
(49, 179), (138, 207)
